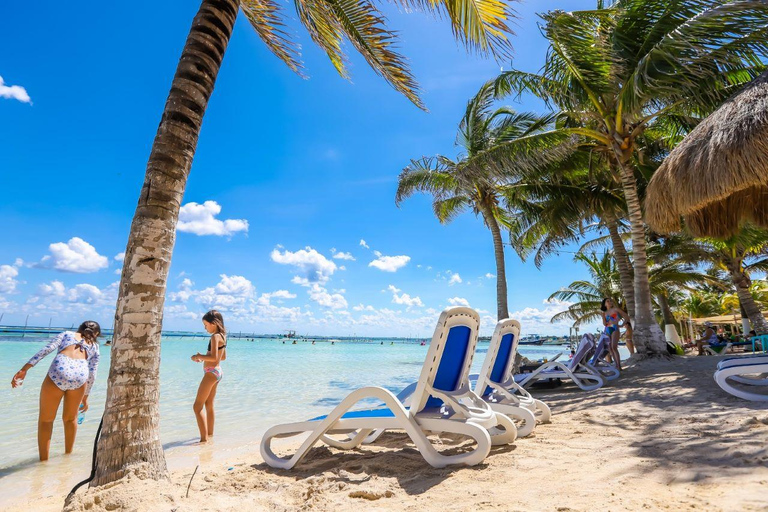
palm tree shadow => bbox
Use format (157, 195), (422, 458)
(251, 431), (504, 495)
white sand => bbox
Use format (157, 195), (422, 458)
(11, 355), (768, 512)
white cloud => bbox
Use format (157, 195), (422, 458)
(177, 201), (249, 237)
(308, 284), (348, 309)
(68, 284), (103, 304)
(0, 76), (31, 103)
(271, 246), (337, 284)
(38, 280), (66, 297)
(214, 274), (255, 296)
(333, 252), (355, 261)
(448, 297), (470, 307)
(353, 304), (375, 312)
(114, 252), (125, 262)
(0, 264), (20, 294)
(359, 239), (369, 249)
(388, 284), (424, 308)
(449, 273), (463, 285)
(36, 237), (109, 273)
(485, 273), (495, 279)
(169, 278), (195, 302)
(369, 254), (410, 272)
(256, 290), (296, 306)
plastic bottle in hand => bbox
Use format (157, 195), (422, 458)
(77, 404), (85, 425)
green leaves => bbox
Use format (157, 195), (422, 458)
(242, 0), (304, 75)
(243, 0), (518, 108)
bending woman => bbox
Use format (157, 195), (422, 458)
(600, 298), (630, 371)
(11, 321), (101, 461)
(191, 310), (227, 443)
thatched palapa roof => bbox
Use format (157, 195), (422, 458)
(645, 71), (768, 238)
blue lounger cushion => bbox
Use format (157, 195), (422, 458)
(484, 333), (514, 397)
(309, 407), (399, 421)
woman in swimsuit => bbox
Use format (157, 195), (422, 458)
(191, 310), (227, 443)
(11, 321), (101, 461)
(600, 298), (630, 371)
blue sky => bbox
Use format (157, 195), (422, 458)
(0, 0), (601, 337)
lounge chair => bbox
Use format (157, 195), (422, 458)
(260, 307), (517, 469)
(470, 318), (551, 437)
(588, 333), (620, 381)
(515, 335), (605, 391)
(714, 355), (768, 401)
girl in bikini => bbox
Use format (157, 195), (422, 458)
(600, 298), (630, 371)
(191, 310), (227, 443)
(11, 321), (101, 461)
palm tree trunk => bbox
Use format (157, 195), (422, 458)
(479, 202), (509, 320)
(656, 292), (676, 327)
(605, 214), (635, 321)
(92, 0), (239, 486)
(730, 268), (768, 335)
(614, 155), (667, 355)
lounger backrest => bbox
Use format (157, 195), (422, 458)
(410, 307), (481, 413)
(590, 334), (610, 365)
(568, 335), (595, 369)
(473, 318), (521, 397)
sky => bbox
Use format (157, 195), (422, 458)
(0, 0), (602, 337)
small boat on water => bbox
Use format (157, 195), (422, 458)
(519, 334), (545, 345)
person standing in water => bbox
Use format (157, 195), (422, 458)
(11, 321), (101, 461)
(191, 310), (227, 443)
(600, 298), (630, 371)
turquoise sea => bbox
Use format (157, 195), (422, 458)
(0, 333), (620, 505)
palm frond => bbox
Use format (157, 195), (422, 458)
(242, 0), (304, 75)
(326, 0), (423, 109)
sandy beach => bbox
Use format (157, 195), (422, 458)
(10, 354), (766, 512)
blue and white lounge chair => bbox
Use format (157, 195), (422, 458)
(588, 333), (620, 382)
(714, 355), (768, 401)
(260, 307), (517, 469)
(516, 335), (605, 391)
(470, 319), (551, 437)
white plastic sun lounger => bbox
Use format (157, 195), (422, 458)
(588, 333), (620, 382)
(469, 319), (551, 437)
(260, 307), (517, 469)
(714, 356), (768, 401)
(515, 335), (605, 391)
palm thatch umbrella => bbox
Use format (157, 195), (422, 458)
(646, 71), (768, 238)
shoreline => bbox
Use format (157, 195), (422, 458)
(9, 355), (768, 512)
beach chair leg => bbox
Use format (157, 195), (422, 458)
(489, 404), (534, 438)
(533, 399), (551, 423)
(415, 418), (492, 467)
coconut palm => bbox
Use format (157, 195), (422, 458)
(657, 229), (768, 333)
(679, 291), (720, 318)
(697, 229), (768, 334)
(507, 156), (637, 320)
(99, 0), (519, 486)
(549, 251), (622, 326)
(493, 0), (768, 355)
(396, 82), (569, 320)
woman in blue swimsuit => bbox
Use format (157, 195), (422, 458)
(11, 321), (101, 461)
(600, 298), (630, 371)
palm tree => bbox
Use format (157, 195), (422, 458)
(549, 251), (622, 326)
(507, 157), (636, 320)
(396, 82), (568, 320)
(656, 229), (768, 334)
(697, 229), (768, 334)
(493, 0), (768, 355)
(679, 291), (720, 327)
(97, 0), (519, 486)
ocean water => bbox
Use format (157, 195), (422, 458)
(0, 334), (611, 505)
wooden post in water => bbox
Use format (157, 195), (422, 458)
(22, 314), (29, 338)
